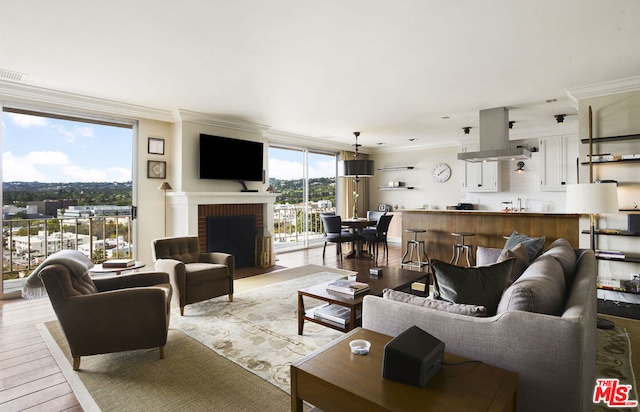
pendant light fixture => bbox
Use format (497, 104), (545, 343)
(339, 132), (374, 219)
(339, 132), (375, 177)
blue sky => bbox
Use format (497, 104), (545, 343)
(268, 147), (336, 180)
(2, 112), (132, 182)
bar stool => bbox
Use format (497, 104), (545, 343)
(450, 232), (475, 267)
(401, 229), (430, 271)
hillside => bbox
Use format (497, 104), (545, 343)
(3, 181), (132, 206)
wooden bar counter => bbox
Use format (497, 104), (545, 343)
(401, 210), (580, 266)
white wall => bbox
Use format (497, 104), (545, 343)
(368, 137), (574, 213)
(176, 117), (268, 193)
(369, 146), (462, 212)
(134, 119), (173, 266)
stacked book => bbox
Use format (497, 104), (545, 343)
(586, 154), (617, 162)
(595, 250), (625, 260)
(326, 279), (370, 296)
(102, 259), (136, 268)
(313, 303), (361, 327)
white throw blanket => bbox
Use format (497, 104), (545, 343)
(22, 250), (94, 299)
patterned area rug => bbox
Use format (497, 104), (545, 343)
(594, 326), (639, 411)
(170, 270), (346, 393)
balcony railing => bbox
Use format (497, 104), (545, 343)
(3, 206), (329, 294)
(2, 215), (133, 294)
(272, 204), (336, 248)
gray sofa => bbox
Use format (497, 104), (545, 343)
(362, 239), (597, 412)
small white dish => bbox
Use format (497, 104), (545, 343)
(347, 274), (357, 281)
(349, 339), (371, 355)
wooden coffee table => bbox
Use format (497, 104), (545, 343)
(297, 266), (428, 335)
(291, 328), (518, 412)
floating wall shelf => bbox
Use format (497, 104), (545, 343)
(377, 186), (415, 190)
(377, 166), (414, 171)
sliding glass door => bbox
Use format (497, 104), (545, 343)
(268, 146), (337, 251)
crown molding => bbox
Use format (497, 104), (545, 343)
(566, 76), (640, 108)
(264, 129), (355, 152)
(174, 109), (271, 135)
(0, 80), (174, 122)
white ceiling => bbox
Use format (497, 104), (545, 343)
(1, 0), (639, 151)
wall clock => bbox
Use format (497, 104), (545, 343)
(432, 163), (451, 183)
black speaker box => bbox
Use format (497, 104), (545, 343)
(382, 326), (445, 387)
(629, 214), (640, 234)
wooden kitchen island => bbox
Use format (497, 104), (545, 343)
(401, 210), (580, 266)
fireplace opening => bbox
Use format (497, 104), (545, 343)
(206, 215), (256, 268)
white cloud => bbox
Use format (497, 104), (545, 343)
(6, 113), (49, 128)
(51, 124), (95, 143)
(268, 158), (303, 180)
(2, 150), (131, 182)
(308, 158), (335, 178)
(268, 158), (336, 180)
(2, 152), (48, 181)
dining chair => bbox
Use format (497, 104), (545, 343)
(320, 214), (357, 260)
(360, 214), (394, 261)
(362, 210), (387, 236)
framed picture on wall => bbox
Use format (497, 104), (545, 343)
(147, 160), (166, 179)
(148, 137), (165, 155)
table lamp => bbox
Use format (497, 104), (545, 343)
(566, 182), (619, 250)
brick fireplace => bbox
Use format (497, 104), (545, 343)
(166, 192), (277, 267)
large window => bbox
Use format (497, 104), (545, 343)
(1, 108), (134, 296)
(268, 146), (337, 250)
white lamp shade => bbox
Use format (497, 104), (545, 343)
(566, 183), (619, 214)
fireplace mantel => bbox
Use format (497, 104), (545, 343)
(166, 191), (278, 236)
(167, 191), (278, 206)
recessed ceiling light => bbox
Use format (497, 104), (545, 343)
(408, 138), (417, 142)
(441, 116), (450, 119)
(376, 142), (386, 145)
(546, 98), (558, 103)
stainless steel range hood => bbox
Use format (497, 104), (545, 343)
(457, 107), (531, 162)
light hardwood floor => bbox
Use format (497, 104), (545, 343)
(2, 241), (636, 411)
(0, 242), (404, 412)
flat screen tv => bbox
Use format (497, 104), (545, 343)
(199, 134), (264, 183)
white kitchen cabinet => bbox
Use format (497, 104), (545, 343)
(460, 145), (499, 192)
(539, 134), (579, 191)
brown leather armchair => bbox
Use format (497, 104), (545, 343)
(152, 236), (234, 316)
(35, 251), (172, 370)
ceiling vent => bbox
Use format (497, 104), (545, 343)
(457, 107), (531, 162)
(0, 69), (26, 82)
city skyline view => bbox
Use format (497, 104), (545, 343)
(2, 112), (133, 183)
